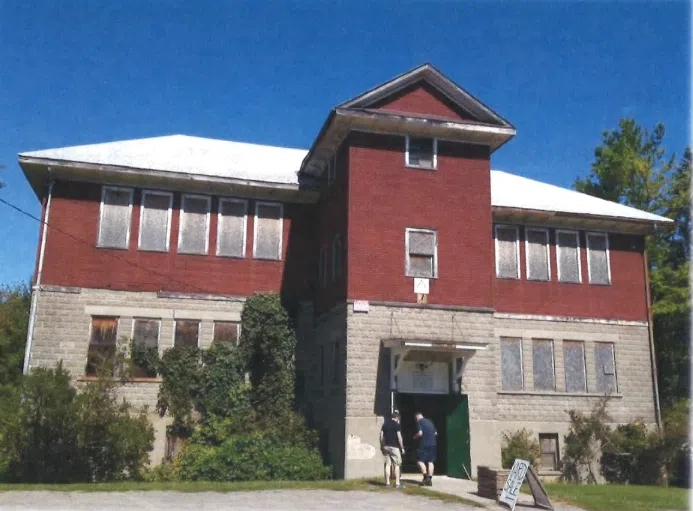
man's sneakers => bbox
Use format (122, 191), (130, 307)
(421, 475), (432, 486)
(395, 482), (405, 489)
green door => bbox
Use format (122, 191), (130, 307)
(446, 394), (471, 479)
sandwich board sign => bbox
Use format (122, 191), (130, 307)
(499, 459), (553, 510)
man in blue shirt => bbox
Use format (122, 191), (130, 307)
(413, 412), (437, 486)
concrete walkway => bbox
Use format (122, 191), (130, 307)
(402, 475), (585, 511)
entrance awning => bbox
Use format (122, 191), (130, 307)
(383, 338), (488, 352)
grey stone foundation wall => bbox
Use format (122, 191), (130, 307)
(27, 285), (246, 465)
(341, 303), (657, 479)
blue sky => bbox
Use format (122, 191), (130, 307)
(0, 1), (689, 286)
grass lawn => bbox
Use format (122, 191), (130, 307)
(544, 482), (689, 511)
(0, 479), (482, 507)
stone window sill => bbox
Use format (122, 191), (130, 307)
(497, 390), (623, 398)
(77, 376), (163, 383)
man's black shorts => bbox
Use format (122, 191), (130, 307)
(417, 446), (436, 463)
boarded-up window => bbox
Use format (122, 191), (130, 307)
(213, 321), (240, 346)
(178, 195), (210, 254)
(217, 199), (247, 258)
(86, 316), (118, 376)
(557, 231), (581, 283)
(406, 137), (436, 169)
(174, 320), (199, 348)
(132, 319), (159, 377)
(253, 202), (282, 260)
(526, 228), (550, 281)
(139, 191), (172, 252)
(595, 343), (617, 394)
(332, 235), (342, 282)
(539, 433), (560, 470)
(533, 339), (555, 391)
(496, 226), (519, 279)
(406, 229), (437, 278)
(501, 337), (523, 390)
(563, 341), (587, 393)
(587, 233), (610, 285)
(98, 187), (133, 248)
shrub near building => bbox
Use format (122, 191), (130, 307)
(153, 292), (331, 482)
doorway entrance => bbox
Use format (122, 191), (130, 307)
(395, 392), (471, 479)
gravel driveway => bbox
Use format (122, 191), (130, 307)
(0, 489), (475, 510)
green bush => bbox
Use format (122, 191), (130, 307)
(178, 431), (331, 482)
(561, 398), (613, 483)
(0, 363), (154, 483)
(601, 421), (664, 485)
(501, 429), (541, 469)
(130, 341), (160, 378)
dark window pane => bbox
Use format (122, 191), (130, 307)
(408, 137), (435, 169)
(174, 320), (199, 347)
(86, 317), (118, 376)
(539, 433), (559, 470)
(409, 231), (435, 256)
(213, 322), (240, 345)
(133, 319), (159, 348)
(409, 254), (433, 278)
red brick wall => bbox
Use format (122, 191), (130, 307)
(370, 81), (476, 121)
(314, 144), (349, 314)
(346, 132), (494, 307)
(494, 228), (648, 321)
(39, 180), (315, 299)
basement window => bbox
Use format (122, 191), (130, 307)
(556, 230), (581, 283)
(217, 199), (248, 258)
(174, 320), (200, 348)
(213, 321), (241, 346)
(586, 232), (611, 285)
(253, 202), (283, 260)
(495, 225), (520, 279)
(525, 228), (550, 281)
(539, 433), (560, 471)
(406, 228), (437, 278)
(178, 195), (211, 255)
(139, 190), (173, 252)
(86, 316), (118, 376)
(98, 186), (134, 249)
(405, 136), (437, 169)
(500, 337), (523, 391)
(532, 339), (555, 391)
(563, 341), (587, 393)
(595, 342), (618, 394)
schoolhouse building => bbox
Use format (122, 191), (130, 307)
(18, 64), (670, 479)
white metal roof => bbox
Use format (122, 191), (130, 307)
(491, 170), (671, 223)
(19, 135), (671, 224)
(20, 134), (307, 185)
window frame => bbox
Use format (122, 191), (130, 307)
(97, 186), (134, 249)
(138, 190), (174, 252)
(586, 232), (612, 285)
(563, 340), (587, 393)
(405, 136), (438, 170)
(331, 234), (342, 282)
(539, 433), (560, 471)
(532, 339), (556, 391)
(494, 224), (521, 279)
(177, 194), (212, 255)
(173, 319), (201, 348)
(555, 229), (582, 283)
(217, 198), (248, 258)
(405, 227), (438, 279)
(212, 321), (241, 346)
(594, 342), (618, 394)
(252, 201), (283, 260)
(131, 317), (161, 348)
(525, 227), (551, 281)
(500, 337), (524, 391)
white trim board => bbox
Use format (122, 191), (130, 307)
(494, 312), (647, 327)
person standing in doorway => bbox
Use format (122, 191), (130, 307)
(413, 412), (437, 486)
(380, 410), (405, 488)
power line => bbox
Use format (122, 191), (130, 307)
(0, 196), (249, 301)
